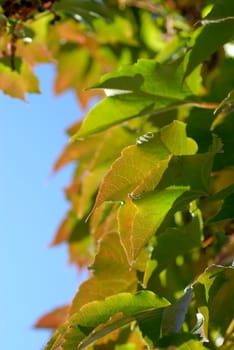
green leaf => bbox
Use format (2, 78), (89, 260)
(138, 308), (163, 347)
(44, 291), (170, 350)
(70, 273), (137, 315)
(71, 94), (173, 140)
(149, 214), (203, 275)
(213, 111), (234, 170)
(207, 183), (234, 203)
(91, 59), (196, 98)
(208, 192), (234, 223)
(160, 121), (197, 155)
(70, 233), (138, 313)
(118, 186), (189, 264)
(185, 1), (234, 76)
(94, 141), (170, 208)
(90, 233), (132, 277)
(88, 125), (137, 172)
(156, 333), (208, 349)
(187, 108), (215, 153)
(54, 0), (112, 22)
(162, 286), (193, 335)
(72, 59), (201, 139)
(194, 265), (234, 339)
(214, 90), (234, 116)
(0, 58), (40, 100)
(157, 152), (215, 194)
(94, 121), (197, 208)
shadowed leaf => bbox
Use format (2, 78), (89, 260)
(162, 286), (193, 335)
(185, 1), (234, 76)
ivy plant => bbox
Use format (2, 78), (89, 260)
(0, 1), (233, 349)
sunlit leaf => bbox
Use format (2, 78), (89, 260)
(0, 58), (39, 99)
(77, 165), (108, 219)
(91, 59), (195, 97)
(157, 333), (208, 349)
(70, 233), (137, 312)
(94, 141), (169, 208)
(53, 131), (104, 172)
(51, 211), (77, 246)
(194, 265), (234, 339)
(91, 233), (131, 277)
(68, 235), (93, 267)
(70, 274), (137, 315)
(90, 202), (119, 241)
(118, 187), (189, 264)
(44, 291), (170, 350)
(35, 305), (69, 330)
(160, 121), (197, 155)
(94, 121), (197, 209)
(73, 59), (201, 139)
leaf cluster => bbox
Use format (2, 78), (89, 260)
(1, 1), (234, 349)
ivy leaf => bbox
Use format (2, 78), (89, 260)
(157, 152), (215, 194)
(72, 59), (201, 139)
(70, 273), (137, 315)
(90, 233), (132, 277)
(208, 192), (234, 223)
(51, 211), (80, 246)
(160, 121), (197, 155)
(53, 132), (104, 172)
(87, 126), (137, 172)
(35, 305), (69, 330)
(205, 182), (234, 202)
(214, 90), (234, 117)
(44, 291), (170, 350)
(90, 202), (119, 241)
(194, 265), (234, 340)
(0, 58), (40, 100)
(54, 0), (112, 23)
(161, 286), (193, 335)
(185, 0), (234, 76)
(94, 137), (169, 208)
(118, 187), (189, 264)
(71, 95), (171, 140)
(54, 47), (102, 108)
(70, 233), (138, 314)
(213, 111), (234, 170)
(77, 165), (109, 219)
(149, 214), (203, 275)
(94, 121), (197, 209)
(156, 333), (208, 349)
(90, 59), (196, 98)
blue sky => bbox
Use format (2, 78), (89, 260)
(0, 65), (87, 350)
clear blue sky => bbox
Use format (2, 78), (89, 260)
(0, 65), (87, 350)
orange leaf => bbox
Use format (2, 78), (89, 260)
(35, 305), (70, 329)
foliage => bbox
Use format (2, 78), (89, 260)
(1, 0), (234, 349)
